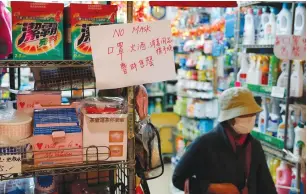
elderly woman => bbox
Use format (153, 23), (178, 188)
(172, 87), (277, 194)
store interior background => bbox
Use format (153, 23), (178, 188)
(0, 1), (306, 194)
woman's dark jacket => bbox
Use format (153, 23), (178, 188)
(172, 123), (277, 194)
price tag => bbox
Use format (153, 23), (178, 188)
(271, 86), (286, 98)
(0, 154), (22, 174)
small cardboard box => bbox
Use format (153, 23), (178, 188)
(82, 113), (127, 162)
(17, 91), (62, 116)
(32, 107), (82, 166)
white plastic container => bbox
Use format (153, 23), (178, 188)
(243, 8), (255, 45)
(267, 100), (280, 137)
(264, 7), (277, 45)
(255, 8), (262, 44)
(258, 7), (270, 44)
(258, 98), (269, 133)
(236, 53), (249, 85)
(247, 55), (257, 84)
(254, 55), (262, 85)
(277, 105), (295, 150)
(294, 3), (306, 36)
(294, 122), (306, 158)
(290, 60), (303, 97)
(276, 3), (293, 35)
(277, 60), (290, 88)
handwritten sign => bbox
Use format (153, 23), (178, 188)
(274, 35), (306, 60)
(0, 154), (22, 174)
(90, 20), (176, 89)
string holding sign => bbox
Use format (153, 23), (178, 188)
(274, 35), (306, 60)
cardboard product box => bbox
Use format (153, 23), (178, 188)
(32, 108), (82, 166)
(65, 4), (117, 60)
(17, 91), (62, 116)
(11, 1), (64, 60)
(82, 113), (127, 162)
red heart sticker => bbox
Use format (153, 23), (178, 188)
(19, 102), (25, 108)
(37, 143), (43, 150)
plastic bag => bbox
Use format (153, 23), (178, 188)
(135, 117), (164, 180)
(80, 97), (127, 114)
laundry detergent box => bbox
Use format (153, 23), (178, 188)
(65, 4), (117, 60)
(32, 107), (82, 166)
(11, 1), (64, 60)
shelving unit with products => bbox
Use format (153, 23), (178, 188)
(235, 2), (306, 193)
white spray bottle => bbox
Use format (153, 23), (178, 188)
(277, 104), (295, 150)
(236, 53), (250, 85)
(267, 99), (280, 137)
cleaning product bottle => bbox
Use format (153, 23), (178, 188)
(267, 99), (280, 137)
(276, 161), (292, 194)
(148, 100), (155, 115)
(243, 8), (255, 45)
(261, 55), (270, 85)
(294, 122), (306, 158)
(294, 3), (306, 36)
(276, 3), (293, 35)
(254, 55), (263, 85)
(155, 98), (162, 113)
(271, 159), (281, 183)
(289, 168), (298, 194)
(247, 54), (257, 84)
(236, 53), (249, 86)
(277, 104), (295, 150)
(290, 60), (304, 98)
(0, 1), (12, 59)
(258, 98), (269, 133)
(264, 7), (277, 45)
(259, 7), (270, 45)
(277, 60), (290, 88)
(255, 8), (262, 44)
(268, 55), (280, 86)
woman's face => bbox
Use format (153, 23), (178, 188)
(229, 114), (257, 135)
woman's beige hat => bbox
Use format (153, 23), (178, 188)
(218, 87), (262, 122)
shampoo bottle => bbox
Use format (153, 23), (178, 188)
(264, 7), (277, 45)
(254, 55), (263, 85)
(290, 60), (304, 98)
(258, 97), (269, 133)
(294, 3), (306, 36)
(276, 161), (292, 194)
(277, 60), (290, 88)
(155, 98), (162, 113)
(276, 3), (293, 35)
(272, 159), (281, 183)
(261, 55), (270, 85)
(243, 8), (255, 45)
(277, 105), (295, 150)
(268, 55), (280, 86)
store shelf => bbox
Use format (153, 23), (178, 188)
(0, 161), (129, 181)
(239, 1), (294, 8)
(0, 60), (93, 68)
(242, 44), (274, 49)
(175, 112), (214, 120)
(148, 92), (165, 97)
(177, 94), (216, 100)
(239, 1), (261, 7)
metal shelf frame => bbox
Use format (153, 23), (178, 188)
(0, 60), (93, 68)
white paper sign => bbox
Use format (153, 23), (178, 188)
(274, 35), (306, 60)
(90, 20), (176, 89)
(0, 154), (22, 174)
(271, 86), (286, 98)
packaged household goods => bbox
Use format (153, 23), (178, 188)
(294, 3), (306, 36)
(65, 3), (117, 60)
(81, 97), (127, 161)
(17, 91), (62, 116)
(32, 104), (82, 166)
(11, 1), (64, 60)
